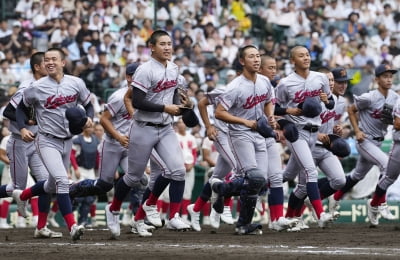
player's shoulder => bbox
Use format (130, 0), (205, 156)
(64, 74), (85, 85)
(108, 87), (128, 102)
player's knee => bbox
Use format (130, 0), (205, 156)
(170, 168), (186, 182)
(294, 184), (307, 198)
(268, 174), (283, 188)
(245, 169), (266, 195)
(331, 177), (346, 190)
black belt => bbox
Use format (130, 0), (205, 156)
(373, 137), (384, 142)
(303, 124), (319, 133)
(41, 132), (72, 141)
(316, 143), (324, 147)
(145, 122), (169, 128)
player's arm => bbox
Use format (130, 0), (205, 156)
(16, 100), (35, 142)
(123, 87), (134, 117)
(132, 87), (181, 116)
(215, 103), (256, 130)
(347, 103), (365, 142)
(100, 109), (129, 148)
(83, 102), (94, 128)
(394, 115), (400, 131)
(198, 96), (217, 140)
(264, 101), (277, 129)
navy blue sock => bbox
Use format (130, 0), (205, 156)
(57, 193), (73, 216)
(340, 175), (359, 194)
(141, 187), (151, 204)
(375, 185), (386, 197)
(0, 185), (7, 198)
(317, 177), (329, 189)
(306, 182), (321, 201)
(268, 187), (284, 206)
(169, 180), (185, 203)
(114, 178), (132, 202)
(38, 193), (51, 213)
(200, 182), (211, 201)
(288, 191), (303, 210)
(151, 175), (171, 198)
(31, 180), (46, 196)
(319, 182), (337, 199)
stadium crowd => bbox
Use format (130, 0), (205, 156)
(0, 0), (399, 230)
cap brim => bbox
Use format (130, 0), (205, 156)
(376, 69), (397, 77)
(335, 77), (352, 82)
(328, 134), (341, 142)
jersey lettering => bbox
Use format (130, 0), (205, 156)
(320, 110), (336, 124)
(293, 89), (321, 103)
(44, 94), (78, 109)
(153, 79), (177, 93)
(122, 111), (132, 120)
(334, 113), (342, 121)
(371, 109), (381, 119)
(242, 93), (268, 109)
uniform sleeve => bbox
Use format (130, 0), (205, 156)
(353, 93), (371, 111)
(132, 66), (151, 93)
(77, 78), (91, 106)
(320, 73), (332, 97)
(104, 95), (122, 117)
(9, 91), (23, 108)
(275, 81), (288, 107)
(22, 86), (36, 107)
(218, 87), (237, 111)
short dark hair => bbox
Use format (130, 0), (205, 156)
(30, 52), (45, 72)
(238, 45), (257, 59)
(46, 47), (66, 60)
(148, 30), (170, 46)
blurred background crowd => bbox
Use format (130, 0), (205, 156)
(0, 0), (400, 227)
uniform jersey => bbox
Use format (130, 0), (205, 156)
(23, 75), (91, 138)
(275, 71), (331, 126)
(8, 76), (38, 135)
(103, 86), (132, 143)
(206, 86), (229, 133)
(318, 94), (337, 136)
(354, 89), (399, 139)
(131, 57), (179, 124)
(334, 95), (347, 125)
(392, 97), (400, 142)
(218, 74), (274, 132)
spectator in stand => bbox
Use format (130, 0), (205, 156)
(50, 17), (69, 48)
(322, 33), (345, 67)
(330, 43), (354, 68)
(389, 36), (400, 56)
(139, 18), (153, 42)
(343, 12), (366, 39)
(218, 15), (238, 40)
(324, 0), (346, 23)
(377, 4), (396, 33)
(353, 43), (372, 69)
(0, 59), (16, 85)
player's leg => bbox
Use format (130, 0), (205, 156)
(317, 154), (346, 199)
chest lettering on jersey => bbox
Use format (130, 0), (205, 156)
(122, 111), (131, 120)
(44, 94), (78, 109)
(371, 109), (381, 119)
(293, 89), (321, 104)
(243, 93), (268, 109)
(320, 110), (336, 124)
(334, 113), (342, 121)
(153, 79), (177, 93)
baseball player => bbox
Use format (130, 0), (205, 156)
(0, 52), (62, 238)
(258, 55), (299, 231)
(105, 30), (189, 238)
(13, 48), (94, 241)
(275, 46), (334, 228)
(211, 45), (275, 235)
(330, 64), (399, 223)
(187, 84), (237, 231)
(368, 96), (400, 225)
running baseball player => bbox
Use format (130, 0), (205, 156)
(0, 52), (62, 238)
(368, 96), (400, 226)
(211, 45), (275, 235)
(275, 46), (334, 229)
(257, 55), (299, 231)
(187, 84), (237, 231)
(105, 30), (190, 238)
(13, 48), (94, 241)
(330, 64), (399, 223)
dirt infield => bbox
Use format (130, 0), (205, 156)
(0, 222), (399, 260)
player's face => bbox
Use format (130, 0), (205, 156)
(333, 81), (348, 96)
(36, 60), (48, 77)
(241, 48), (260, 73)
(259, 58), (276, 80)
(125, 74), (133, 85)
(291, 47), (310, 70)
(44, 50), (65, 77)
(376, 72), (394, 90)
(326, 72), (334, 91)
(151, 35), (173, 63)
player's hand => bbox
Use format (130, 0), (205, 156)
(268, 116), (277, 129)
(319, 91), (328, 104)
(164, 104), (181, 116)
(206, 125), (218, 141)
(20, 128), (35, 142)
(333, 124), (343, 136)
(355, 130), (366, 143)
(244, 119), (257, 130)
(84, 117), (93, 129)
(27, 119), (37, 125)
(179, 90), (194, 109)
(118, 135), (129, 148)
(318, 133), (330, 145)
(286, 107), (303, 116)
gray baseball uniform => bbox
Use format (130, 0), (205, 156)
(5, 77), (48, 195)
(23, 75), (91, 194)
(350, 89), (399, 182)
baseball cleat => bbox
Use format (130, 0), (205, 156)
(70, 224), (85, 241)
(187, 204), (201, 231)
(131, 220), (153, 237)
(221, 206), (234, 225)
(166, 213), (191, 231)
(105, 204), (120, 238)
(142, 200), (162, 227)
(209, 208), (221, 229)
(270, 217), (298, 232)
(12, 189), (28, 218)
(235, 223), (263, 235)
(34, 226), (63, 238)
(210, 179), (224, 214)
(318, 212), (334, 228)
(328, 196), (340, 213)
(367, 199), (379, 226)
(378, 203), (396, 220)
